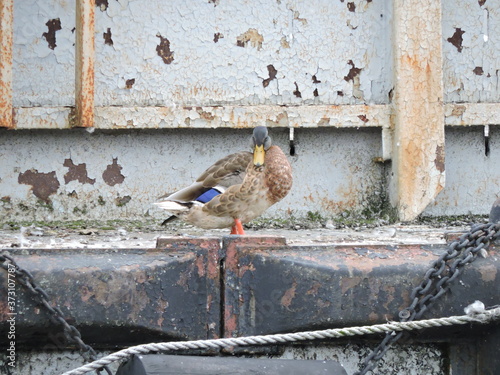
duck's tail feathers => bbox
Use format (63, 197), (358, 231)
(154, 200), (193, 213)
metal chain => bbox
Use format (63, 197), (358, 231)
(355, 222), (500, 375)
(0, 251), (112, 375)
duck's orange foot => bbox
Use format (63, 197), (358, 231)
(230, 218), (246, 235)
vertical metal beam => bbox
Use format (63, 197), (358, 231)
(0, 0), (14, 128)
(390, 0), (445, 221)
(75, 0), (95, 128)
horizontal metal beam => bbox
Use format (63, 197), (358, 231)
(10, 104), (500, 129)
(116, 354), (347, 375)
(1, 236), (499, 349)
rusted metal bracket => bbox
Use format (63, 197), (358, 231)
(1, 236), (499, 352)
(75, 0), (95, 128)
(0, 0), (13, 128)
(390, 0), (445, 221)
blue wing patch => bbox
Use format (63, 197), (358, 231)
(196, 188), (222, 203)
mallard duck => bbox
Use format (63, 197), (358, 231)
(155, 126), (293, 235)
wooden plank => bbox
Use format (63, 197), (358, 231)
(390, 0), (445, 221)
(0, 0), (13, 128)
(75, 0), (95, 128)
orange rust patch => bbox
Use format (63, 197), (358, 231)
(281, 281), (297, 309)
(306, 281), (321, 296)
(195, 254), (206, 278)
(224, 304), (238, 336)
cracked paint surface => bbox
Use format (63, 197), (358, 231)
(92, 0), (392, 106)
(12, 0), (75, 107)
(442, 0), (500, 103)
(0, 127), (385, 221)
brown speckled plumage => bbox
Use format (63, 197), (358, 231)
(156, 127), (293, 232)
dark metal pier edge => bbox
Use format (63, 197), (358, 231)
(1, 236), (499, 374)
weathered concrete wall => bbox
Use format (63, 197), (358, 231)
(0, 127), (384, 223)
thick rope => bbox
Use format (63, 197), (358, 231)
(61, 301), (500, 375)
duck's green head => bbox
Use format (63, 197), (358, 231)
(252, 126), (272, 167)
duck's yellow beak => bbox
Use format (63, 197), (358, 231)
(253, 145), (265, 166)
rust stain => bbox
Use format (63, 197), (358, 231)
(313, 88), (319, 97)
(280, 281), (297, 309)
(236, 28), (264, 50)
(102, 158), (125, 186)
(280, 37), (290, 48)
(63, 158), (95, 185)
(451, 105), (466, 117)
(312, 75), (321, 84)
(213, 32), (223, 43)
(358, 114), (369, 123)
(156, 34), (174, 64)
(473, 66), (484, 76)
(478, 264), (496, 283)
(18, 169), (60, 202)
(125, 78), (135, 89)
(344, 60), (361, 82)
(156, 298), (168, 327)
(478, 0), (486, 5)
(447, 28), (465, 53)
(95, 0), (108, 11)
(306, 281), (321, 296)
(199, 109), (215, 121)
(341, 276), (362, 295)
(368, 311), (378, 322)
(262, 64), (277, 88)
(209, 0), (220, 6)
(75, 0), (95, 128)
(224, 304), (238, 336)
(0, 0), (14, 129)
(42, 18), (62, 50)
(239, 263), (256, 277)
(293, 82), (302, 98)
(434, 144), (445, 173)
(103, 28), (113, 46)
(347, 2), (356, 12)
(195, 254), (205, 278)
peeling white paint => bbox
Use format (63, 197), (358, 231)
(12, 0), (75, 107)
(442, 0), (500, 103)
(92, 0), (392, 107)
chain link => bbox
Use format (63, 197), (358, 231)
(0, 252), (112, 375)
(355, 222), (500, 375)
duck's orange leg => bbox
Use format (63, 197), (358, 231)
(230, 218), (246, 235)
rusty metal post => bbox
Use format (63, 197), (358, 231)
(390, 0), (445, 221)
(0, 0), (13, 128)
(75, 0), (95, 128)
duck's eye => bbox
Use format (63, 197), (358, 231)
(264, 136), (272, 150)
